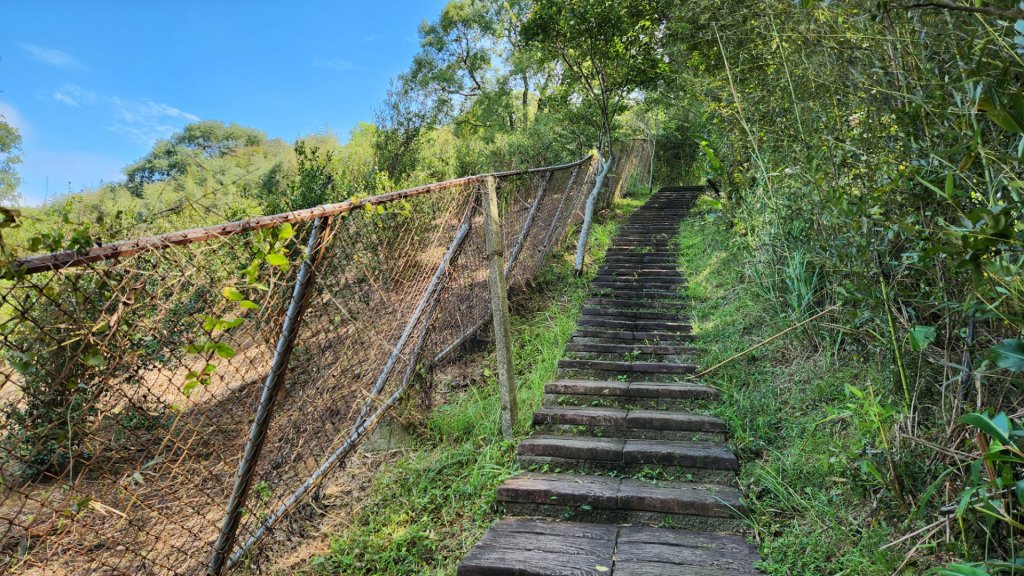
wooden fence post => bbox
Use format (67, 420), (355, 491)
(482, 176), (517, 439)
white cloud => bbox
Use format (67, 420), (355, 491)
(21, 43), (85, 70)
(109, 97), (200, 144)
(53, 84), (97, 107)
(312, 58), (358, 72)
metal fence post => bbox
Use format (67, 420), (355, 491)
(504, 170), (552, 277)
(540, 164), (582, 251)
(482, 176), (517, 439)
(574, 156), (613, 276)
(207, 216), (330, 575)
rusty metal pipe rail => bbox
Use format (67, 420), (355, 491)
(12, 155), (592, 275)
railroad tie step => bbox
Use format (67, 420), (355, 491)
(496, 472), (747, 531)
(533, 405), (727, 442)
(579, 306), (690, 322)
(456, 519), (764, 576)
(456, 519), (616, 576)
(576, 317), (692, 332)
(544, 379), (718, 410)
(591, 280), (682, 288)
(570, 328), (697, 342)
(565, 340), (696, 355)
(583, 298), (689, 311)
(557, 359), (697, 375)
(516, 435), (737, 482)
(590, 289), (687, 300)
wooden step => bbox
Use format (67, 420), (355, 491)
(544, 379), (718, 409)
(558, 359), (698, 375)
(598, 266), (684, 272)
(517, 435), (736, 481)
(590, 288), (686, 299)
(496, 473), (746, 531)
(533, 406), (727, 441)
(601, 257), (677, 265)
(457, 519), (617, 576)
(457, 519), (763, 576)
(591, 281), (682, 289)
(584, 298), (689, 311)
(613, 526), (763, 575)
(571, 328), (696, 342)
(566, 341), (696, 355)
(576, 317), (692, 332)
(580, 307), (689, 321)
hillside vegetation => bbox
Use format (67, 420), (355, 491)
(0, 0), (1021, 574)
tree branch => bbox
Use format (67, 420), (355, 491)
(899, 1), (1024, 20)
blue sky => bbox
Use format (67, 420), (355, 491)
(0, 1), (449, 205)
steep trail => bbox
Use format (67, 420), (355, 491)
(456, 186), (763, 575)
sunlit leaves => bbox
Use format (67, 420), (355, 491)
(988, 339), (1024, 372)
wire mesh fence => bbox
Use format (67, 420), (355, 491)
(0, 140), (651, 574)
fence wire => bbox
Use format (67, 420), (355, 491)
(0, 144), (651, 575)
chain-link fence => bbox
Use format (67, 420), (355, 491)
(0, 141), (653, 575)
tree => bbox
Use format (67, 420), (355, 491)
(409, 0), (497, 123)
(0, 117), (22, 203)
(521, 0), (673, 152)
(124, 121), (266, 196)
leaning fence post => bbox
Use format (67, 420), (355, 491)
(207, 217), (330, 576)
(482, 176), (517, 439)
(574, 156), (613, 276)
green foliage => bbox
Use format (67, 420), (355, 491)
(0, 117), (22, 203)
(678, 214), (901, 574)
(521, 0), (672, 149)
(124, 120), (267, 197)
(654, 2), (1024, 567)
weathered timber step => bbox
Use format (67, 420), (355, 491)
(591, 280), (686, 290)
(584, 298), (689, 311)
(593, 271), (684, 279)
(590, 291), (687, 302)
(577, 317), (692, 332)
(594, 268), (682, 276)
(586, 294), (689, 304)
(580, 307), (690, 321)
(598, 266), (684, 272)
(608, 243), (673, 249)
(558, 359), (697, 375)
(517, 436), (736, 482)
(545, 379), (717, 410)
(612, 526), (763, 575)
(603, 248), (676, 254)
(601, 256), (677, 263)
(497, 473), (746, 531)
(571, 328), (696, 342)
(601, 260), (678, 268)
(457, 519), (616, 576)
(533, 406), (726, 441)
(457, 519), (763, 576)
(564, 352), (695, 365)
(566, 341), (696, 355)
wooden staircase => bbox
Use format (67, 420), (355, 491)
(456, 186), (763, 575)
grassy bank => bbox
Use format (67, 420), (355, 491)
(677, 209), (902, 574)
(304, 193), (648, 575)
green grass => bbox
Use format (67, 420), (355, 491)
(677, 210), (901, 575)
(305, 193), (647, 576)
